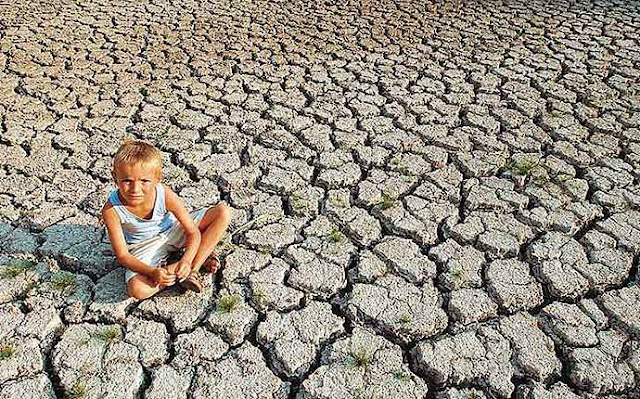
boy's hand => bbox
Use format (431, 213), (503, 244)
(175, 260), (192, 281)
(151, 267), (176, 287)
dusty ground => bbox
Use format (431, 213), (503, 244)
(1, 0), (640, 398)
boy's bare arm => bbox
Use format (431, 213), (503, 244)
(102, 204), (159, 278)
(164, 185), (201, 266)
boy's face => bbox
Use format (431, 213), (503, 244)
(113, 162), (160, 206)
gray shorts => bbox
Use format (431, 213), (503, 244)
(125, 208), (207, 283)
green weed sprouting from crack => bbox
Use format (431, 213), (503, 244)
(328, 193), (349, 208)
(509, 159), (539, 176)
(64, 381), (87, 399)
(289, 193), (308, 211)
(0, 259), (37, 279)
(398, 314), (412, 324)
(375, 193), (397, 210)
(0, 343), (14, 360)
(50, 272), (76, 296)
(449, 265), (467, 289)
(345, 348), (372, 370)
(96, 326), (120, 346)
(328, 228), (345, 243)
(216, 294), (241, 313)
(252, 288), (266, 306)
(392, 370), (410, 382)
(466, 391), (481, 399)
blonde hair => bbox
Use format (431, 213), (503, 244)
(112, 140), (162, 179)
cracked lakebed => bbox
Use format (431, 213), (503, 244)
(1, 0), (640, 397)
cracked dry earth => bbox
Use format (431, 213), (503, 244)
(1, 0), (640, 398)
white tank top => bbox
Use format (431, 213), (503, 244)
(107, 184), (176, 244)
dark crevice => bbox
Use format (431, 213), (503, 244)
(137, 366), (152, 399)
(629, 253), (639, 285)
(43, 327), (67, 399)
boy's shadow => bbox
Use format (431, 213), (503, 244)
(0, 222), (213, 324)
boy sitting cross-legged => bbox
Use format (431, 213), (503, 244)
(102, 140), (231, 299)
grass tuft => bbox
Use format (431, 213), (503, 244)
(328, 228), (345, 243)
(466, 391), (480, 399)
(345, 348), (372, 369)
(449, 265), (467, 289)
(398, 314), (412, 324)
(65, 381), (87, 399)
(289, 193), (307, 211)
(252, 288), (266, 306)
(510, 159), (538, 176)
(0, 343), (14, 360)
(392, 370), (410, 382)
(216, 294), (241, 313)
(97, 326), (120, 345)
(51, 272), (76, 296)
(376, 193), (397, 210)
(0, 259), (37, 279)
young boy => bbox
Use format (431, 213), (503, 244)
(102, 140), (231, 299)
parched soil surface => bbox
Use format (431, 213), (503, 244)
(1, 0), (640, 398)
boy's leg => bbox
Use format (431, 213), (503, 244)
(127, 237), (173, 300)
(127, 274), (163, 299)
(190, 203), (231, 273)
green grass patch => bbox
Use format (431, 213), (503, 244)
(96, 326), (120, 345)
(449, 265), (467, 289)
(216, 294), (241, 313)
(0, 259), (37, 279)
(375, 193), (397, 210)
(51, 272), (76, 296)
(328, 193), (349, 208)
(328, 228), (345, 243)
(392, 370), (410, 382)
(466, 391), (481, 399)
(0, 343), (14, 360)
(345, 348), (372, 369)
(398, 314), (412, 324)
(65, 381), (87, 399)
(252, 288), (266, 306)
(510, 159), (539, 176)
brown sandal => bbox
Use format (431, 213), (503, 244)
(202, 253), (221, 274)
(179, 274), (202, 293)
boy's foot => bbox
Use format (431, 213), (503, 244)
(179, 274), (202, 293)
(202, 253), (221, 274)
